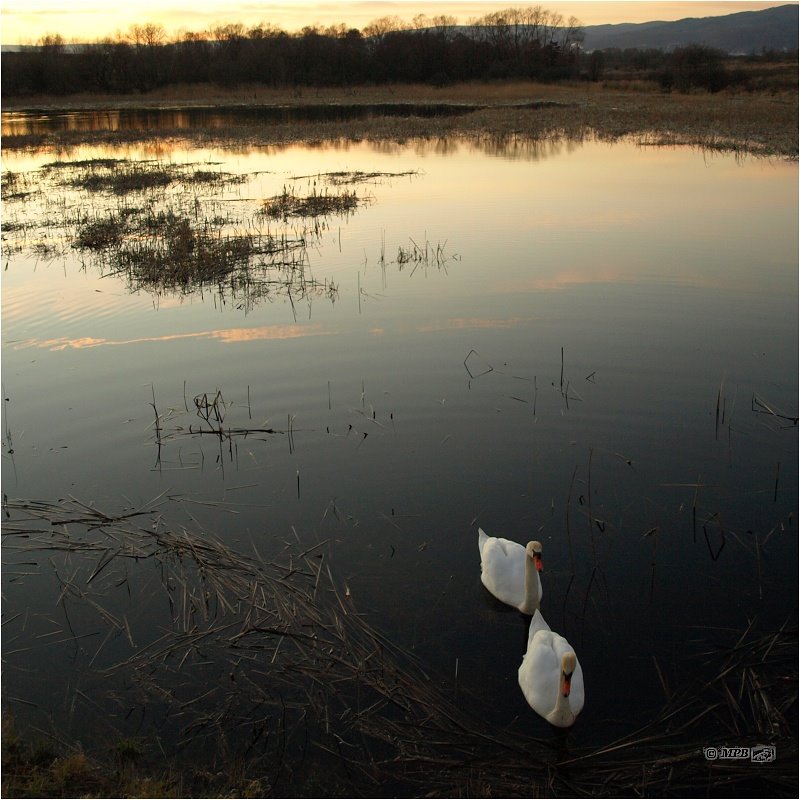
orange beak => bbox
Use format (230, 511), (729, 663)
(562, 672), (572, 697)
(534, 553), (543, 573)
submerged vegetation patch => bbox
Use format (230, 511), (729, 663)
(261, 185), (364, 220)
(73, 208), (313, 296)
(2, 157), (352, 308)
(2, 153), (451, 314)
(45, 158), (247, 195)
(73, 215), (126, 249)
(1, 170), (36, 201)
(291, 169), (419, 186)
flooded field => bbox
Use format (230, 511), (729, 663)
(1, 111), (797, 796)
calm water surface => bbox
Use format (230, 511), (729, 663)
(1, 103), (480, 137)
(2, 124), (797, 787)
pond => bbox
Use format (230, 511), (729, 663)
(1, 118), (797, 795)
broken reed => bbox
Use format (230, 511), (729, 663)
(395, 235), (458, 269)
(3, 494), (795, 797)
(290, 169), (419, 186)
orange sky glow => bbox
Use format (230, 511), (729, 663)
(1, 1), (791, 45)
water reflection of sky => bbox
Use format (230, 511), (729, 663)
(3, 139), (797, 344)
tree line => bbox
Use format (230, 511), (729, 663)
(1, 8), (586, 96)
(589, 44), (797, 92)
(5, 7), (790, 98)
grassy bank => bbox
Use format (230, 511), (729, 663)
(3, 81), (797, 158)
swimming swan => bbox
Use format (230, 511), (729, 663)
(518, 609), (584, 727)
(478, 527), (543, 614)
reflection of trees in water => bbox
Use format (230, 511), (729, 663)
(4, 107), (590, 163)
(471, 132), (585, 160)
(354, 130), (587, 161)
(1, 105), (479, 137)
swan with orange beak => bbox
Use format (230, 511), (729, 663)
(518, 610), (584, 727)
(478, 528), (543, 614)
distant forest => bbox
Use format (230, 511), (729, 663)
(1, 7), (792, 97)
(1, 8), (585, 96)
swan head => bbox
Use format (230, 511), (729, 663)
(526, 540), (544, 573)
(560, 652), (577, 697)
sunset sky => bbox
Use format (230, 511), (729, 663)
(0, 1), (791, 45)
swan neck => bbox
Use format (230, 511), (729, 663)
(546, 682), (575, 727)
(520, 556), (540, 614)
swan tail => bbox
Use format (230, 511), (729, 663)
(478, 527), (489, 555)
(528, 609), (551, 644)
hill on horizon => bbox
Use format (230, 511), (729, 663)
(581, 3), (798, 53)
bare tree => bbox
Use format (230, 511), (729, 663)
(363, 16), (407, 41)
(559, 15), (585, 50)
(127, 22), (165, 49)
(38, 33), (66, 53)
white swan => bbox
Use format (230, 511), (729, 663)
(478, 527), (543, 614)
(518, 609), (584, 727)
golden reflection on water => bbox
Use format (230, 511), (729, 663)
(1, 130), (796, 338)
(12, 324), (335, 351)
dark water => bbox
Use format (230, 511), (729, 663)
(1, 102), (479, 137)
(1, 121), (797, 791)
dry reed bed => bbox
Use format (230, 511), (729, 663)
(3, 495), (795, 796)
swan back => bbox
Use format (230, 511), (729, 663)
(478, 529), (542, 613)
(518, 626), (584, 727)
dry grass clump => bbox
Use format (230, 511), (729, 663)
(262, 185), (362, 220)
(72, 203), (310, 294)
(1, 713), (190, 798)
(40, 158), (246, 195)
(395, 236), (457, 269)
(71, 163), (175, 193)
(73, 215), (126, 249)
(114, 218), (258, 287)
(1, 170), (36, 201)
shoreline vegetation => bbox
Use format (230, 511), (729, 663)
(2, 80), (797, 159)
